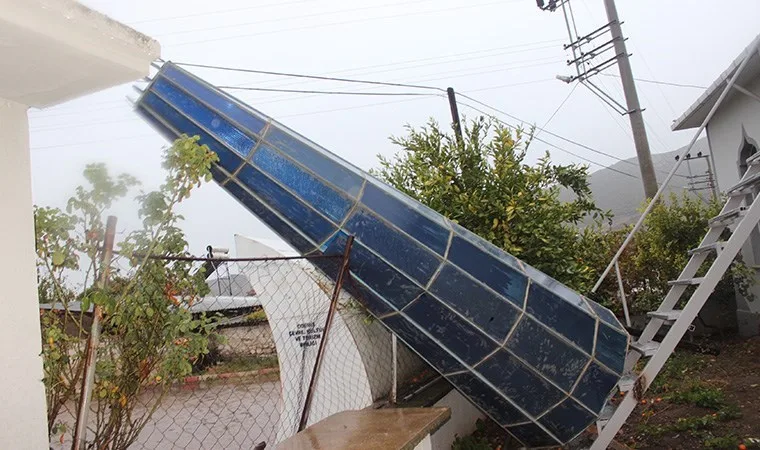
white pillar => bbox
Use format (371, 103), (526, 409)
(0, 99), (49, 450)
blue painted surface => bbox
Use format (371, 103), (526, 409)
(152, 78), (256, 158)
(135, 62), (629, 448)
(429, 263), (520, 342)
(251, 144), (352, 223)
(506, 317), (588, 391)
(539, 398), (595, 443)
(573, 362), (620, 413)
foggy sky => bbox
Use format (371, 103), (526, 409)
(28, 0), (760, 256)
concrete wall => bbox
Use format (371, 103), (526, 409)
(430, 389), (485, 450)
(0, 99), (49, 449)
(706, 75), (760, 335)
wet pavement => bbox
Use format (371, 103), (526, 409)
(51, 380), (281, 449)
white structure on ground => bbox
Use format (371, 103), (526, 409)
(234, 235), (483, 449)
(0, 1), (159, 448)
(672, 33), (760, 336)
(234, 235), (375, 444)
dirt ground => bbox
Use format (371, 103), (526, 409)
(616, 336), (760, 449)
(455, 336), (760, 450)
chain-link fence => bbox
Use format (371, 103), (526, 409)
(42, 248), (426, 449)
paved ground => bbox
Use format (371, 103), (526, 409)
(51, 380), (281, 449)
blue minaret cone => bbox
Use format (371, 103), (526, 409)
(135, 62), (629, 447)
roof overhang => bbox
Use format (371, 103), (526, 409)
(0, 0), (160, 108)
(672, 34), (760, 131)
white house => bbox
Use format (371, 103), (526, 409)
(0, 1), (158, 448)
(672, 34), (760, 336)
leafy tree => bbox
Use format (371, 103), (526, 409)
(375, 116), (609, 292)
(593, 193), (754, 316)
(37, 135), (220, 449)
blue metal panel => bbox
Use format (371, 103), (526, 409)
(506, 317), (589, 391)
(263, 125), (364, 198)
(344, 207), (441, 286)
(251, 144), (352, 223)
(152, 78), (256, 158)
(476, 349), (566, 416)
(448, 372), (528, 426)
(507, 422), (561, 447)
(572, 362), (619, 413)
(161, 64), (268, 136)
(360, 182), (450, 255)
(141, 92), (245, 174)
(405, 294), (497, 366)
(429, 263), (521, 342)
(538, 398), (595, 443)
(526, 282), (596, 354)
(136, 62), (630, 448)
(447, 233), (528, 307)
(382, 314), (465, 374)
(595, 323), (628, 374)
(236, 164), (337, 244)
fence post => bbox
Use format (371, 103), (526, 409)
(73, 216), (117, 450)
(390, 334), (398, 405)
(298, 236), (354, 432)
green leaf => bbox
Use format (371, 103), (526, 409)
(52, 250), (65, 267)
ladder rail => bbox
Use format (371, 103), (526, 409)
(591, 188), (760, 449)
(591, 34), (760, 294)
(623, 164), (760, 370)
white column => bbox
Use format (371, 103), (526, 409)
(0, 99), (49, 449)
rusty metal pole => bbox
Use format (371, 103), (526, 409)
(298, 236), (354, 432)
(390, 334), (398, 405)
(73, 216), (117, 450)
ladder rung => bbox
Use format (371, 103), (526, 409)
(667, 277), (704, 286)
(728, 172), (760, 195)
(708, 207), (746, 227)
(630, 340), (659, 357)
(647, 310), (682, 323)
(618, 373), (637, 392)
(747, 151), (760, 166)
(688, 242), (725, 255)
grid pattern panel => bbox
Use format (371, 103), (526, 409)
(136, 62), (630, 447)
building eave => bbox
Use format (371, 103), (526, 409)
(0, 0), (160, 108)
(672, 34), (760, 131)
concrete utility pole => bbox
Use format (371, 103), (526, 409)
(603, 0), (659, 198)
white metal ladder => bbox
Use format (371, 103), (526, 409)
(589, 35), (760, 449)
(592, 155), (760, 448)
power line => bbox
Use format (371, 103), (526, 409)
(457, 100), (639, 179)
(220, 42), (562, 91)
(31, 39), (562, 115)
(172, 61), (445, 92)
(154, 0), (439, 38)
(129, 0), (314, 25)
(278, 94), (443, 119)
(218, 86), (434, 96)
(457, 92), (642, 168)
(168, 0), (508, 47)
(456, 90), (689, 179)
(536, 83), (578, 138)
(599, 73), (707, 90)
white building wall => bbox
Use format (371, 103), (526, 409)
(0, 99), (49, 450)
(706, 77), (760, 192)
(705, 76), (760, 335)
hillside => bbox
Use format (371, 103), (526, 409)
(561, 138), (713, 227)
